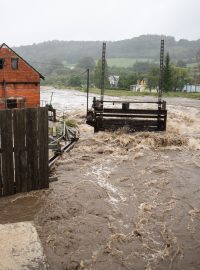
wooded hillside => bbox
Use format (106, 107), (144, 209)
(13, 35), (200, 68)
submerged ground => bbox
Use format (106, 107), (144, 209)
(0, 90), (200, 270)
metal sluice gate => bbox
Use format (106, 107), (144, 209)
(86, 40), (167, 133)
(87, 99), (167, 132)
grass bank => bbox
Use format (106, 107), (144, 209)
(45, 84), (200, 99)
(81, 88), (200, 99)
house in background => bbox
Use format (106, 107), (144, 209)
(0, 43), (44, 109)
(130, 79), (147, 92)
(182, 84), (200, 93)
(109, 75), (119, 88)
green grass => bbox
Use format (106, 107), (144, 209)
(82, 87), (200, 99)
(65, 118), (77, 127)
(105, 58), (155, 68)
(51, 84), (200, 100)
(162, 91), (200, 99)
(186, 62), (198, 68)
(63, 58), (156, 69)
(84, 87), (137, 96)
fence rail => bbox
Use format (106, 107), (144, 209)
(0, 107), (49, 196)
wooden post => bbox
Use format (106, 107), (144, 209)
(38, 107), (49, 189)
(26, 108), (39, 191)
(1, 110), (14, 195)
(13, 109), (27, 193)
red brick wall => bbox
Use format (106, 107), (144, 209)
(0, 46), (41, 108)
(0, 83), (40, 108)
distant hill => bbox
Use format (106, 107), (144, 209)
(12, 35), (200, 72)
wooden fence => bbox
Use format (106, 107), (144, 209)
(0, 107), (49, 196)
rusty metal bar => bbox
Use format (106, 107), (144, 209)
(48, 140), (77, 168)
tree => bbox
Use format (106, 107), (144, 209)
(147, 67), (159, 92)
(118, 73), (138, 89)
(171, 66), (191, 91)
(133, 61), (158, 73)
(94, 59), (109, 89)
(196, 50), (200, 84)
(68, 76), (82, 87)
(76, 57), (96, 70)
(162, 53), (173, 92)
(176, 60), (186, 68)
(41, 58), (64, 76)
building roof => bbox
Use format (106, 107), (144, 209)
(0, 43), (45, 80)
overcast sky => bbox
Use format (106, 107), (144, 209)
(1, 0), (199, 46)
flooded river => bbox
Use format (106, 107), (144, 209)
(40, 87), (95, 112)
(0, 88), (200, 270)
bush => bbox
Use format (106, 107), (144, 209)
(65, 118), (77, 127)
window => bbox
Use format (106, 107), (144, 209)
(7, 98), (17, 109)
(0, 58), (4, 69)
(11, 58), (18, 69)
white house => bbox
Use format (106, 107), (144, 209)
(182, 84), (200, 92)
(109, 75), (119, 88)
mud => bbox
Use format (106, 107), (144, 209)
(0, 93), (200, 270)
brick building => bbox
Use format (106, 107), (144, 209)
(0, 43), (44, 108)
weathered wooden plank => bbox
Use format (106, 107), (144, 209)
(38, 107), (49, 189)
(98, 114), (166, 119)
(13, 109), (27, 193)
(101, 108), (167, 115)
(1, 110), (14, 196)
(26, 108), (38, 191)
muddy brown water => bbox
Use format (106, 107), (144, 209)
(0, 92), (200, 270)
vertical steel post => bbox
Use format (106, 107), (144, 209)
(86, 68), (89, 114)
(158, 39), (164, 108)
(50, 92), (54, 105)
(101, 42), (106, 104)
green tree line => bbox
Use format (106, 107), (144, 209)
(43, 52), (193, 92)
(13, 34), (200, 77)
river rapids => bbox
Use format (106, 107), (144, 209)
(0, 88), (200, 270)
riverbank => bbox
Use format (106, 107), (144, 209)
(42, 85), (200, 99)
